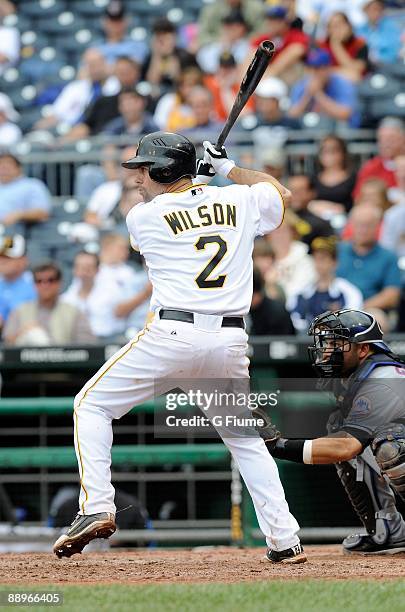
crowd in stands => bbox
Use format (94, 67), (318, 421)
(0, 0), (405, 346)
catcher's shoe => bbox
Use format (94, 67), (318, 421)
(266, 543), (307, 564)
(53, 512), (116, 558)
(343, 533), (405, 555)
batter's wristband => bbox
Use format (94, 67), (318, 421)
(267, 438), (307, 463)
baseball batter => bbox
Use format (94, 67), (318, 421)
(53, 131), (305, 564)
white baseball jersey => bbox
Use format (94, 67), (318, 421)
(126, 182), (284, 316)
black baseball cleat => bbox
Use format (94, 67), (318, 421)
(53, 512), (116, 558)
(266, 543), (307, 564)
(343, 533), (405, 555)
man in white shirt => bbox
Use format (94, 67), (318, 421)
(34, 48), (119, 132)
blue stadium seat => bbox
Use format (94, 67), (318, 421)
(377, 62), (405, 82)
(0, 68), (29, 92)
(20, 30), (52, 51)
(358, 74), (402, 99)
(56, 28), (100, 54)
(300, 112), (335, 131)
(18, 0), (67, 19)
(18, 107), (44, 132)
(52, 198), (86, 223)
(2, 12), (32, 31)
(70, 0), (109, 17)
(125, 0), (175, 16)
(19, 48), (66, 83)
(370, 94), (405, 120)
(8, 85), (38, 110)
(36, 12), (86, 35)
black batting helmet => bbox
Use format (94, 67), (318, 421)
(308, 309), (393, 378)
(121, 131), (196, 184)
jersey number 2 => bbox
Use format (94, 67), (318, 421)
(195, 235), (227, 289)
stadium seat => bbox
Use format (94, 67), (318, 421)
(300, 113), (335, 131)
(370, 94), (405, 120)
(56, 28), (99, 54)
(8, 85), (38, 110)
(71, 0), (109, 17)
(2, 12), (32, 31)
(377, 61), (405, 82)
(18, 0), (67, 19)
(36, 12), (86, 35)
(18, 107), (44, 133)
(52, 198), (86, 223)
(19, 48), (66, 83)
(358, 74), (402, 99)
(20, 30), (52, 52)
(0, 68), (29, 92)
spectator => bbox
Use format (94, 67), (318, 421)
(296, 0), (367, 33)
(197, 10), (250, 74)
(95, 0), (148, 65)
(288, 174), (334, 247)
(153, 66), (204, 132)
(198, 0), (264, 47)
(182, 86), (223, 140)
(96, 233), (152, 336)
(289, 48), (360, 128)
(63, 56), (141, 142)
(357, 0), (402, 65)
(380, 155), (405, 258)
(266, 209), (317, 302)
(355, 178), (392, 211)
(0, 152), (51, 228)
(260, 149), (287, 182)
(318, 12), (368, 81)
(248, 5), (310, 85)
(252, 238), (285, 301)
(337, 205), (401, 310)
(248, 267), (295, 335)
(34, 49), (119, 132)
(103, 87), (159, 136)
(289, 236), (363, 333)
(205, 52), (254, 122)
(0, 0), (19, 76)
(353, 117), (405, 198)
(83, 146), (141, 229)
(0, 93), (21, 146)
(0, 235), (36, 333)
(3, 262), (95, 346)
(311, 135), (356, 213)
(62, 251), (147, 340)
(242, 77), (300, 131)
(142, 18), (198, 95)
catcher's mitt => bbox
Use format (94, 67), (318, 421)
(251, 407), (281, 450)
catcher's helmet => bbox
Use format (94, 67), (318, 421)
(308, 309), (392, 378)
(121, 131), (196, 184)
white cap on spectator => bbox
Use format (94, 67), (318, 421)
(0, 93), (20, 122)
(255, 78), (287, 101)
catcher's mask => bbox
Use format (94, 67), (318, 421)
(308, 309), (390, 378)
(121, 131), (196, 184)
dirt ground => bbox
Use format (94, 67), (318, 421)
(1, 546), (405, 585)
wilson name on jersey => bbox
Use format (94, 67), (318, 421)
(126, 182), (284, 316)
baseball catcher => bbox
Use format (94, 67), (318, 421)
(257, 308), (405, 554)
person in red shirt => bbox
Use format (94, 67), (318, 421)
(246, 5), (309, 85)
(318, 12), (369, 82)
(353, 117), (405, 199)
(204, 51), (254, 121)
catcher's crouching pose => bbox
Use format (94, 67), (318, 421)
(53, 131), (306, 564)
(258, 309), (405, 555)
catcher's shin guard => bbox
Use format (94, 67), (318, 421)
(336, 461), (379, 536)
(372, 424), (405, 501)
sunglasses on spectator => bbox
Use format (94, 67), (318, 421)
(34, 276), (60, 285)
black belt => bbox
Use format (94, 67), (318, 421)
(159, 309), (244, 328)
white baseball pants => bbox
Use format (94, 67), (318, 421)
(73, 313), (300, 551)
